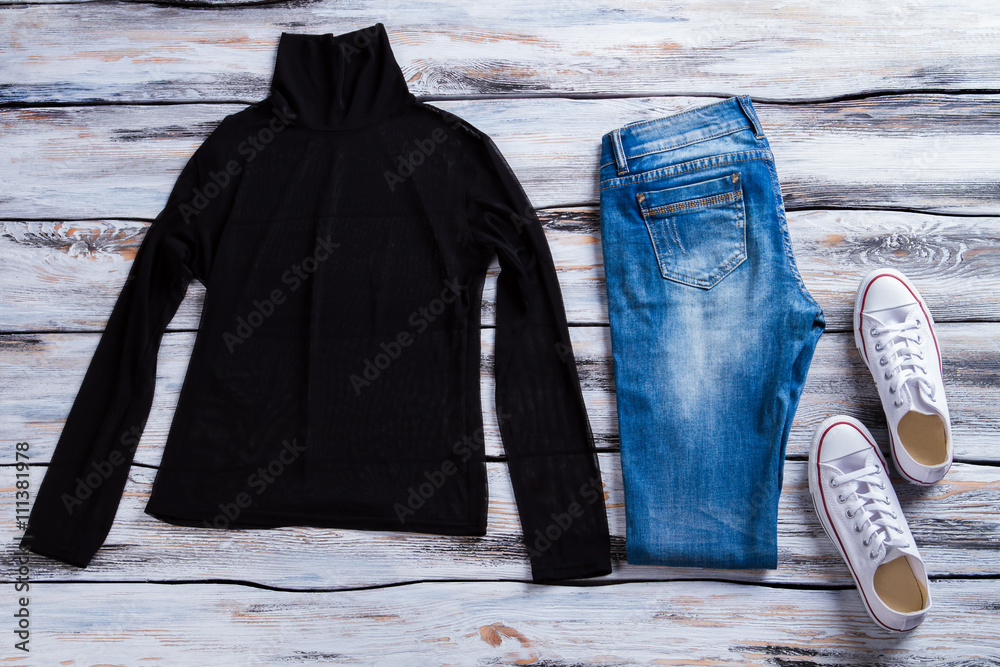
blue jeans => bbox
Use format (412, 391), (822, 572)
(599, 96), (825, 568)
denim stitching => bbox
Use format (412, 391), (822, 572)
(600, 100), (752, 171)
(765, 156), (820, 309)
(600, 98), (754, 170)
(736, 96), (764, 139)
(643, 190), (741, 216)
(626, 126), (749, 161)
(601, 126), (749, 172)
(611, 128), (629, 175)
(638, 189), (747, 287)
(601, 152), (766, 189)
(599, 151), (770, 190)
(600, 120), (763, 169)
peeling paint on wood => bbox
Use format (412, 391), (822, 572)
(3, 5), (1000, 100)
(4, 97), (1000, 218)
(7, 580), (1000, 664)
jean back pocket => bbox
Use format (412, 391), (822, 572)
(636, 172), (747, 289)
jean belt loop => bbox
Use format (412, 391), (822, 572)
(736, 95), (764, 139)
(611, 127), (630, 176)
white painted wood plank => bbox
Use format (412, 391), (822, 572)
(3, 96), (1000, 219)
(10, 579), (1000, 664)
(2, 453), (998, 586)
(3, 3), (1000, 100)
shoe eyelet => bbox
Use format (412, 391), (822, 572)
(915, 319), (921, 326)
(846, 509), (854, 518)
(871, 327), (879, 336)
(890, 512), (897, 519)
(894, 400), (902, 407)
(830, 479), (838, 488)
(879, 356), (887, 365)
(875, 342), (884, 351)
(917, 335), (922, 343)
(854, 524), (862, 532)
(884, 372), (892, 380)
(863, 536), (872, 546)
(889, 386), (896, 394)
(879, 482), (886, 490)
(837, 494), (846, 503)
(870, 550), (878, 559)
(874, 464), (880, 473)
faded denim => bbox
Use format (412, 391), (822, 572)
(599, 96), (825, 568)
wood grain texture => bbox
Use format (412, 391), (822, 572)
(2, 325), (999, 463)
(3, 3), (1000, 100)
(3, 208), (999, 333)
(8, 580), (1000, 665)
(3, 96), (1000, 219)
(2, 457), (998, 587)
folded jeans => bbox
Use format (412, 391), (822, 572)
(599, 95), (826, 568)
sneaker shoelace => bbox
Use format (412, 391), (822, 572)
(870, 312), (935, 408)
(830, 462), (910, 560)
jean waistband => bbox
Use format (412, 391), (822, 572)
(602, 96), (765, 177)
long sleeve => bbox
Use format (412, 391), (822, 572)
(20, 119), (239, 567)
(464, 131), (613, 582)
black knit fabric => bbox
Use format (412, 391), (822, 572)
(20, 23), (612, 582)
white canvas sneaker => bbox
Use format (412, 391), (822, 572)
(854, 268), (952, 485)
(809, 415), (931, 633)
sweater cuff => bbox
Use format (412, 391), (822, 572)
(19, 533), (92, 568)
(530, 557), (612, 583)
(528, 534), (613, 583)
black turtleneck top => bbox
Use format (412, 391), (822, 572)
(20, 23), (612, 582)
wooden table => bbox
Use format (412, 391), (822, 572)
(3, 4), (999, 664)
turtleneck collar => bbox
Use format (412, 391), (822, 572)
(269, 23), (415, 131)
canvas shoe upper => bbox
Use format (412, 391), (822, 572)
(809, 415), (931, 633)
(854, 268), (952, 485)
